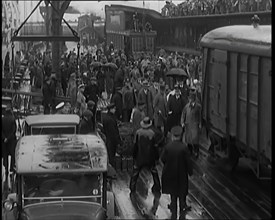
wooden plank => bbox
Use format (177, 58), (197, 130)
(11, 35), (80, 42)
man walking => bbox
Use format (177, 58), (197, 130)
(2, 106), (17, 177)
(130, 117), (161, 196)
(102, 103), (122, 167)
(166, 84), (187, 135)
(181, 88), (201, 158)
(161, 125), (193, 219)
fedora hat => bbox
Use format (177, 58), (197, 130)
(140, 117), (152, 129)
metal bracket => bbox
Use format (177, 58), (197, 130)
(11, 35), (80, 42)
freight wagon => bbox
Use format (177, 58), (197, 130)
(200, 22), (271, 179)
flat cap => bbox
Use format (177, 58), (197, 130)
(171, 126), (183, 137)
(83, 109), (93, 117)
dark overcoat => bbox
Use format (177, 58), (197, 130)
(161, 140), (193, 196)
(102, 112), (121, 146)
(79, 118), (92, 134)
(153, 92), (167, 128)
(111, 90), (123, 121)
(102, 112), (121, 164)
(166, 94), (187, 131)
(137, 89), (154, 120)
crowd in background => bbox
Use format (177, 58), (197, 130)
(161, 0), (272, 17)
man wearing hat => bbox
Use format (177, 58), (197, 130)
(137, 79), (154, 120)
(181, 88), (201, 158)
(161, 125), (193, 220)
(110, 86), (123, 121)
(2, 106), (17, 176)
(130, 117), (161, 197)
(102, 103), (122, 167)
(166, 84), (187, 136)
(79, 109), (94, 134)
(153, 83), (167, 132)
(130, 101), (146, 134)
(122, 78), (135, 122)
(87, 100), (96, 130)
(76, 84), (87, 117)
(42, 75), (54, 114)
(84, 77), (100, 116)
(66, 73), (77, 107)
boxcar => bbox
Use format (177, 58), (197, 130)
(200, 24), (271, 178)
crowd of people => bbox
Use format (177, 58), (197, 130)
(3, 42), (203, 219)
(161, 0), (272, 17)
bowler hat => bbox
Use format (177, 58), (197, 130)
(171, 126), (183, 137)
(140, 117), (152, 129)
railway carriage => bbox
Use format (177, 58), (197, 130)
(200, 23), (271, 179)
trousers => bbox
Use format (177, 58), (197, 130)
(170, 194), (187, 219)
(130, 164), (161, 193)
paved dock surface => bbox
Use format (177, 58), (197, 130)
(113, 150), (271, 219)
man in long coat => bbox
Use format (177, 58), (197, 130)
(111, 86), (123, 121)
(153, 83), (167, 132)
(42, 76), (54, 114)
(2, 106), (17, 176)
(102, 103), (122, 167)
(76, 84), (87, 117)
(161, 126), (193, 219)
(122, 79), (135, 122)
(130, 117), (161, 195)
(130, 101), (146, 134)
(166, 84), (187, 135)
(181, 89), (201, 158)
(137, 80), (154, 120)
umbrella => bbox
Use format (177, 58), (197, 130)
(90, 62), (102, 68)
(103, 62), (118, 70)
(166, 68), (188, 77)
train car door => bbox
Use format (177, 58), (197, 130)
(207, 49), (228, 135)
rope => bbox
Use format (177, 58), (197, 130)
(13, 0), (43, 37)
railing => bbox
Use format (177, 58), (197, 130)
(2, 88), (71, 117)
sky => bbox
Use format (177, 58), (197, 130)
(18, 0), (178, 22)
